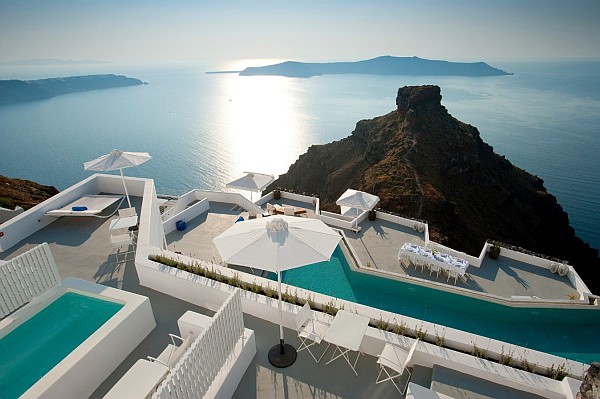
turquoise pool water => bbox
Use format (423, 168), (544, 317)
(278, 246), (600, 364)
(0, 291), (124, 399)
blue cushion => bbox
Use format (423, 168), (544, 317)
(235, 216), (245, 223)
(72, 206), (88, 211)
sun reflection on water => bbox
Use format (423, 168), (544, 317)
(223, 74), (305, 181)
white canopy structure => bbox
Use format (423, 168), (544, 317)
(213, 216), (341, 367)
(226, 172), (275, 202)
(335, 189), (380, 230)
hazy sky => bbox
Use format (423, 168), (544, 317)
(1, 0), (599, 63)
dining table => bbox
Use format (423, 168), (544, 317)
(324, 310), (370, 375)
(398, 242), (469, 276)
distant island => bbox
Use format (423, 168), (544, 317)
(0, 74), (145, 106)
(234, 56), (511, 78)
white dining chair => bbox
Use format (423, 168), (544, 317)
(376, 339), (419, 394)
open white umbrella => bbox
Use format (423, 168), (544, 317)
(214, 216), (341, 367)
(226, 172), (275, 203)
(83, 149), (151, 208)
(335, 189), (380, 230)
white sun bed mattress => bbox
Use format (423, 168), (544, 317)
(45, 194), (124, 217)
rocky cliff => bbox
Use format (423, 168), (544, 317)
(269, 85), (599, 291)
(0, 176), (58, 210)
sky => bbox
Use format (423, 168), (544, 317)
(1, 0), (599, 64)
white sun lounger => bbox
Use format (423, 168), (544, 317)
(45, 194), (124, 218)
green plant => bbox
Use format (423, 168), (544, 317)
(521, 358), (537, 373)
(414, 323), (428, 340)
(250, 280), (262, 293)
(306, 294), (316, 309)
(229, 273), (241, 287)
(392, 319), (407, 336)
(322, 299), (338, 316)
(546, 363), (569, 380)
(434, 327), (445, 347)
(471, 341), (488, 359)
(375, 316), (389, 331)
(499, 345), (514, 366)
(265, 284), (277, 298)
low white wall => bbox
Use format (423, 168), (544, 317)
(0, 206), (24, 224)
(317, 211), (355, 230)
(163, 198), (209, 234)
(0, 175), (100, 252)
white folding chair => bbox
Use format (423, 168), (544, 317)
(376, 339), (419, 394)
(110, 233), (134, 262)
(295, 302), (331, 362)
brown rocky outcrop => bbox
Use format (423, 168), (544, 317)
(268, 85), (600, 292)
(0, 175), (58, 210)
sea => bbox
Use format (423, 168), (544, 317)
(1, 58), (599, 252)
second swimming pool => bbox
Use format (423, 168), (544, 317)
(277, 246), (600, 364)
(0, 291), (124, 399)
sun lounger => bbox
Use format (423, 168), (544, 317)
(45, 195), (124, 218)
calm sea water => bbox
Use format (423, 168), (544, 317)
(1, 59), (598, 251)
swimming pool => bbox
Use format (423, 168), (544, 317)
(279, 246), (600, 364)
(0, 291), (124, 399)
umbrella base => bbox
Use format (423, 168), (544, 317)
(268, 341), (297, 368)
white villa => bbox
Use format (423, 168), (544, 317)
(1, 173), (598, 399)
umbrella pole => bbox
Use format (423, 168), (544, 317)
(120, 169), (132, 208)
(268, 270), (297, 368)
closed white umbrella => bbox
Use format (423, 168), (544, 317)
(214, 216), (341, 367)
(84, 149), (151, 208)
(335, 189), (380, 230)
(226, 172), (275, 203)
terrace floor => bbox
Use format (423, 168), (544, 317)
(0, 196), (399, 398)
(166, 200), (579, 301)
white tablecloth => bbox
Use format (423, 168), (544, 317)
(399, 243), (468, 276)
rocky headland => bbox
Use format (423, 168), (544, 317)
(268, 85), (599, 292)
(0, 74), (145, 106)
(239, 56), (511, 78)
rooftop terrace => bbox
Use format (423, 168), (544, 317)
(1, 174), (596, 398)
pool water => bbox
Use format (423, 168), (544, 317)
(0, 291), (124, 399)
(279, 246), (600, 364)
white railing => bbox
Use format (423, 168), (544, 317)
(153, 288), (245, 399)
(0, 242), (61, 318)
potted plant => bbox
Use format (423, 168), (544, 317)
(368, 209), (376, 221)
(488, 243), (501, 259)
(273, 188), (281, 200)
